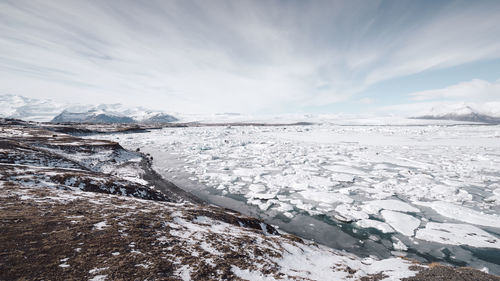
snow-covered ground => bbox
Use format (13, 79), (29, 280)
(92, 124), (500, 274)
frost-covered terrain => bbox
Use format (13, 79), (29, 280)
(4, 119), (461, 281)
(95, 124), (500, 274)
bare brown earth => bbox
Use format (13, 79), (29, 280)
(1, 118), (499, 281)
(406, 264), (499, 281)
(0, 183), (284, 280)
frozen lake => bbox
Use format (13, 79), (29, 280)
(92, 124), (500, 274)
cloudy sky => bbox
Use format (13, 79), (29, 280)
(1, 0), (500, 114)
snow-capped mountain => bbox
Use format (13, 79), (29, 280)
(50, 106), (178, 124)
(0, 94), (178, 123)
(51, 110), (136, 124)
(0, 94), (67, 122)
(413, 102), (500, 124)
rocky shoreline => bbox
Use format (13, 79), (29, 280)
(1, 118), (498, 280)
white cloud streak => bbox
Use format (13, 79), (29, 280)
(1, 0), (500, 113)
(379, 78), (500, 116)
(409, 78), (500, 102)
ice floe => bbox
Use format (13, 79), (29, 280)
(355, 219), (395, 233)
(334, 204), (369, 222)
(381, 210), (420, 236)
(415, 201), (500, 228)
(415, 222), (500, 249)
(298, 190), (353, 204)
(363, 199), (420, 214)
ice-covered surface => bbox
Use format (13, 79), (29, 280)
(415, 223), (500, 249)
(414, 201), (500, 228)
(91, 124), (500, 274)
(380, 210), (420, 236)
(174, 112), (487, 125)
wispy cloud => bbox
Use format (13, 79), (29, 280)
(1, 0), (500, 113)
(409, 78), (500, 102)
(365, 2), (500, 85)
(379, 77), (500, 116)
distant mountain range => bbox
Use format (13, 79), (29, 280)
(51, 108), (178, 124)
(0, 94), (178, 123)
(51, 110), (135, 124)
(414, 112), (500, 124)
(0, 94), (66, 122)
(412, 103), (500, 124)
(3, 94), (500, 125)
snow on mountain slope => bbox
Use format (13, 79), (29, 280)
(0, 94), (67, 122)
(51, 110), (137, 124)
(50, 106), (178, 123)
(0, 94), (177, 123)
(413, 102), (500, 123)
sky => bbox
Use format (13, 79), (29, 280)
(1, 0), (500, 115)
